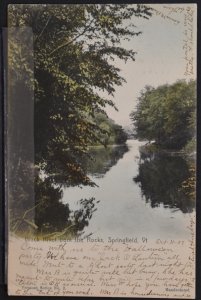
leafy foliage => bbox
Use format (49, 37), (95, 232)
(130, 80), (196, 149)
(8, 4), (152, 234)
(8, 4), (152, 187)
(93, 112), (127, 146)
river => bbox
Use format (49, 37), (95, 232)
(62, 140), (195, 240)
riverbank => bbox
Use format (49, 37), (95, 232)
(88, 142), (127, 149)
(63, 140), (195, 240)
(139, 142), (196, 159)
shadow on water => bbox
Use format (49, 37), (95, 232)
(82, 144), (129, 178)
(134, 150), (195, 213)
(10, 173), (99, 239)
(35, 144), (128, 237)
(11, 144), (128, 239)
(33, 177), (99, 238)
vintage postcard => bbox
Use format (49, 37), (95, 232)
(5, 3), (196, 298)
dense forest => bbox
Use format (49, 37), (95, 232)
(130, 80), (196, 151)
(8, 4), (152, 236)
(8, 4), (195, 239)
(131, 80), (196, 207)
(93, 112), (127, 146)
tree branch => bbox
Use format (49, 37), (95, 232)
(12, 201), (42, 233)
(49, 18), (94, 56)
(42, 224), (76, 239)
(35, 15), (51, 43)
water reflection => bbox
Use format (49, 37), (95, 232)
(13, 144), (128, 238)
(62, 140), (195, 240)
(34, 178), (99, 239)
(82, 144), (129, 178)
(10, 170), (99, 239)
(134, 150), (195, 213)
(70, 198), (99, 234)
(36, 145), (129, 237)
(12, 140), (195, 240)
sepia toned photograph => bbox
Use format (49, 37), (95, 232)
(5, 3), (196, 298)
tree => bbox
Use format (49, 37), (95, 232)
(8, 4), (152, 187)
(130, 80), (196, 149)
(93, 112), (127, 145)
(8, 4), (152, 233)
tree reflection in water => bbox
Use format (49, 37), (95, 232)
(34, 178), (99, 238)
(34, 145), (128, 237)
(11, 144), (128, 238)
(134, 151), (195, 213)
(83, 144), (129, 178)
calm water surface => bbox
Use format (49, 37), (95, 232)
(62, 140), (195, 240)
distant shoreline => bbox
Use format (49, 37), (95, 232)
(139, 142), (196, 158)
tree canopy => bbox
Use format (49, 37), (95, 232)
(93, 112), (127, 145)
(8, 4), (152, 187)
(130, 80), (196, 150)
(8, 4), (152, 233)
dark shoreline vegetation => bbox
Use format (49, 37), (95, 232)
(8, 4), (153, 238)
(130, 80), (196, 207)
(130, 80), (196, 153)
(8, 4), (196, 239)
(134, 145), (195, 213)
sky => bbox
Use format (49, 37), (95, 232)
(104, 4), (197, 127)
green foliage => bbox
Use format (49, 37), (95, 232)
(93, 112), (127, 146)
(8, 4), (152, 187)
(130, 80), (196, 150)
(8, 4), (152, 235)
